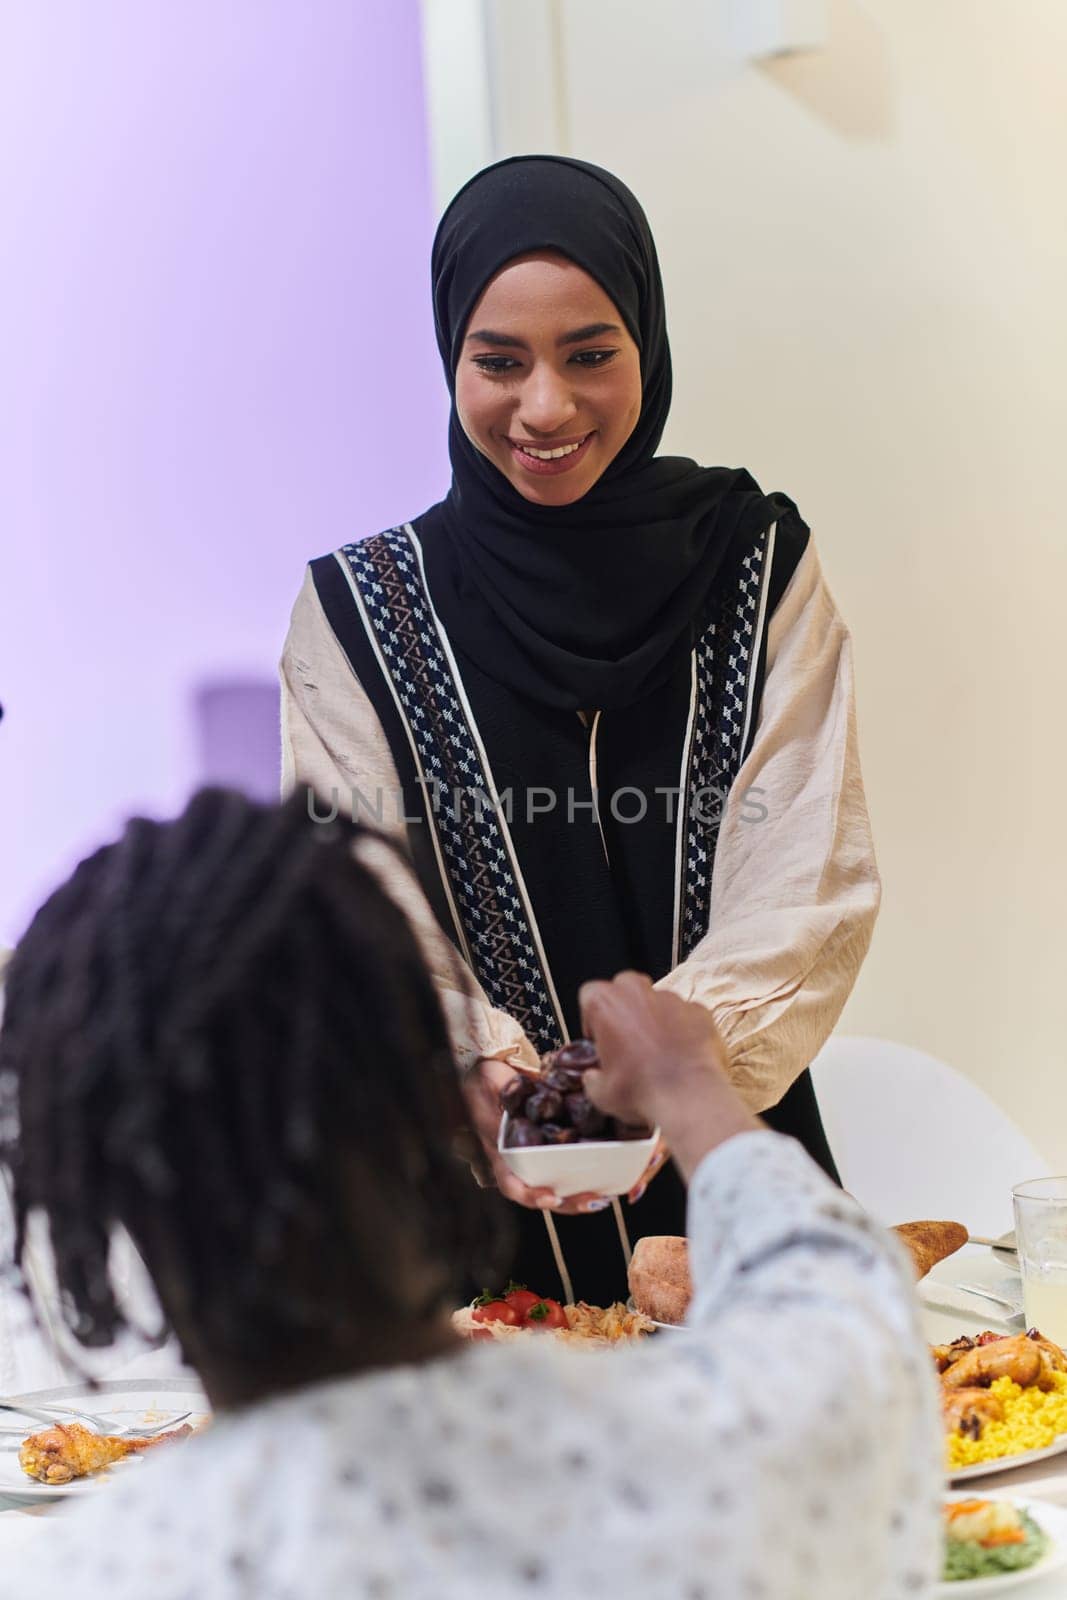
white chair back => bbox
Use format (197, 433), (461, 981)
(811, 1035), (1051, 1236)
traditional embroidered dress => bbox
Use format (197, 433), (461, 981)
(281, 517), (879, 1304)
(308, 518), (796, 1050)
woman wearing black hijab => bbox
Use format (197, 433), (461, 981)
(280, 157), (880, 1306)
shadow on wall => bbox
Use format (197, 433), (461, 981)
(193, 679), (281, 803)
(758, 0), (895, 142)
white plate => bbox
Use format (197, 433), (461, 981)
(951, 1432), (1067, 1484)
(0, 1378), (209, 1499)
(936, 1497), (1067, 1594)
(942, 1329), (1067, 1483)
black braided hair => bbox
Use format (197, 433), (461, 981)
(0, 787), (507, 1376)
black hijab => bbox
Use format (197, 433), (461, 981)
(417, 155), (803, 712)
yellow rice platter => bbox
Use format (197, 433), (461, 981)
(937, 1330), (1067, 1482)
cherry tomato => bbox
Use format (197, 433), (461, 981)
(503, 1286), (542, 1318)
(472, 1300), (521, 1327)
(524, 1297), (567, 1330)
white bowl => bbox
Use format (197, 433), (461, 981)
(497, 1113), (659, 1198)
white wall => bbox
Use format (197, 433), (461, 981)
(427, 0), (1067, 1163)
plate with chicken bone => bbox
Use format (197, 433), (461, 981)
(497, 1039), (659, 1199)
(0, 1378), (209, 1498)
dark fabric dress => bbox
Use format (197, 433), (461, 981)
(308, 515), (840, 1307)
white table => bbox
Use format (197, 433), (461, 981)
(920, 1239), (1025, 1345)
(5, 1247), (1067, 1590)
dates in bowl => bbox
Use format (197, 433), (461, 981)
(497, 1040), (658, 1199)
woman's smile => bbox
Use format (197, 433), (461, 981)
(506, 430), (597, 476)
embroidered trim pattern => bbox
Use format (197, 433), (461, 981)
(343, 523), (773, 1028)
(341, 530), (563, 1053)
(678, 530), (771, 963)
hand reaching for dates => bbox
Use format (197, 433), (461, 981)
(497, 1038), (660, 1211)
(502, 1038), (652, 1150)
(463, 972), (758, 1214)
(578, 971), (760, 1183)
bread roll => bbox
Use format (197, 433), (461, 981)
(628, 1218), (965, 1320)
(628, 1235), (691, 1325)
(892, 1220), (968, 1280)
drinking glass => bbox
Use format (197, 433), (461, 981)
(1013, 1178), (1067, 1346)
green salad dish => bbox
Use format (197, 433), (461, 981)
(942, 1508), (1048, 1583)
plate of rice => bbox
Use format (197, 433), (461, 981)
(937, 1497), (1067, 1592)
(948, 1372), (1067, 1482)
(936, 1331), (1067, 1482)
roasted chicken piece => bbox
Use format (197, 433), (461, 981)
(19, 1420), (192, 1485)
(1024, 1329), (1067, 1369)
(941, 1332), (1066, 1393)
(932, 1335), (977, 1375)
(942, 1387), (1005, 1439)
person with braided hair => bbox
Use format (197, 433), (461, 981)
(1, 789), (497, 1395)
(0, 788), (938, 1598)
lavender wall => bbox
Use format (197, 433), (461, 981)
(0, 1), (448, 943)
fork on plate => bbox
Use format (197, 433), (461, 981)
(0, 1400), (191, 1438)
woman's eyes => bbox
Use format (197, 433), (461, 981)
(470, 350), (618, 376)
(471, 355), (521, 374)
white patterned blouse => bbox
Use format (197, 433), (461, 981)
(17, 1132), (943, 1599)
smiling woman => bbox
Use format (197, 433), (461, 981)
(280, 156), (882, 1307)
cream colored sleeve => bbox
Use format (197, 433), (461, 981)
(279, 566), (540, 1074)
(656, 541), (881, 1114)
